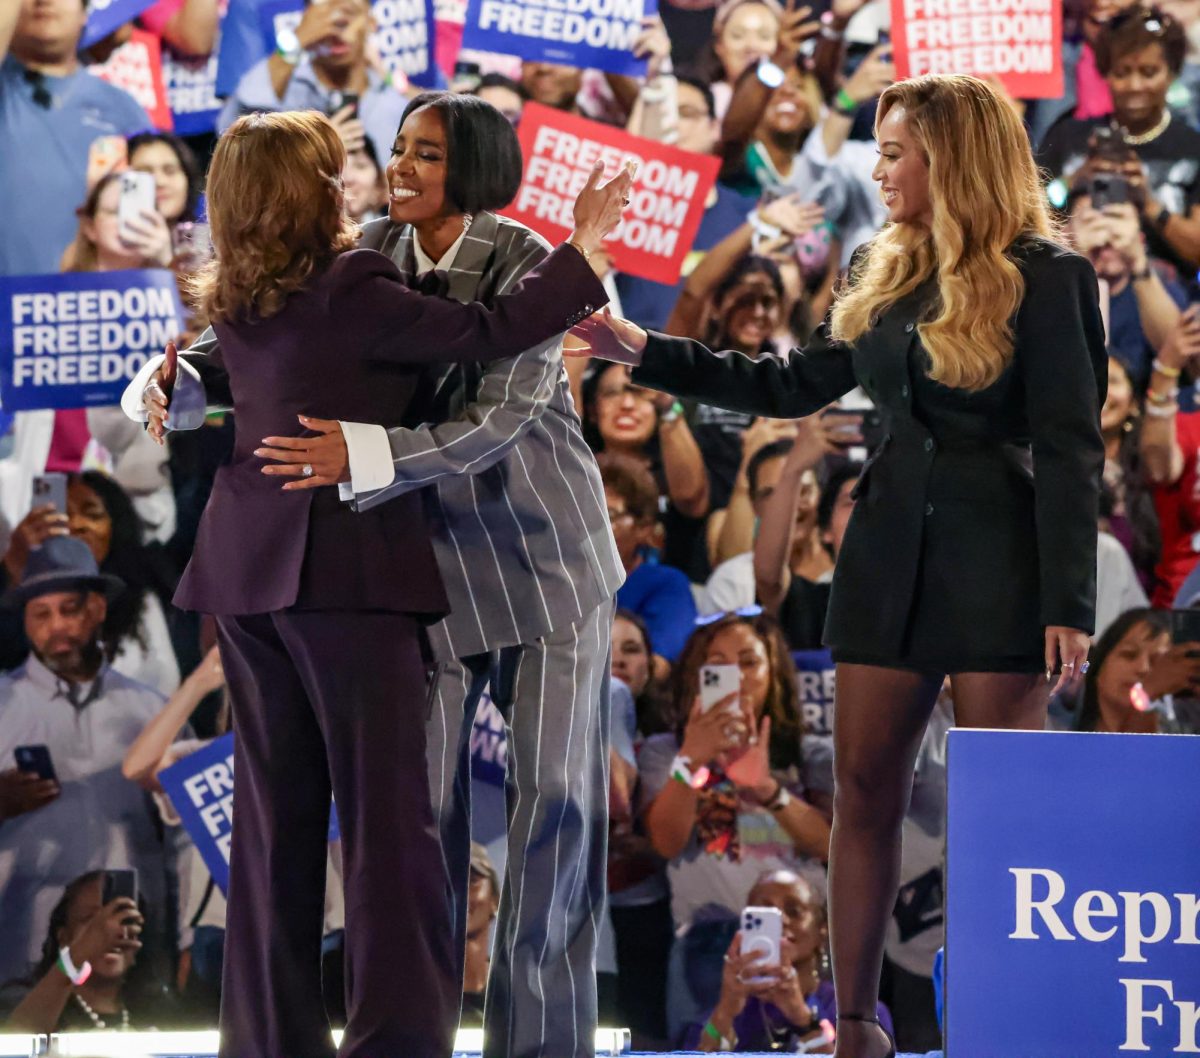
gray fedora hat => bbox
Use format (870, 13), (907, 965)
(2, 536), (124, 609)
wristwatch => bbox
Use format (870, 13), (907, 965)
(275, 26), (302, 66)
(756, 58), (786, 89)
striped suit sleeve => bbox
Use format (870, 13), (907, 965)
(352, 233), (560, 512)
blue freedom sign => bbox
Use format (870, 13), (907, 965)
(159, 734), (237, 894)
(0, 270), (184, 412)
(159, 733), (342, 895)
(460, 0), (654, 77)
(82, 0), (159, 48)
(256, 0), (440, 87)
(945, 730), (1200, 1058)
(165, 44), (223, 135)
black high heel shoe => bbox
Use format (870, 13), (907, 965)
(838, 1012), (897, 1058)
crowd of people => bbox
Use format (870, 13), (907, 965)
(2, 0), (1200, 1051)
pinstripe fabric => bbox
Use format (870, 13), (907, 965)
(356, 213), (623, 662)
(427, 601), (613, 1058)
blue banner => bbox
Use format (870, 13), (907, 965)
(82, 0), (159, 48)
(469, 691), (507, 789)
(945, 730), (1200, 1058)
(460, 0), (653, 77)
(159, 733), (341, 895)
(165, 44), (223, 135)
(0, 270), (185, 412)
(256, 0), (439, 88)
(158, 734), (236, 894)
(792, 648), (835, 737)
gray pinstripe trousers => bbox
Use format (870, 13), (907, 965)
(425, 599), (614, 1058)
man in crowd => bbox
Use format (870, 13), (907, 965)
(219, 0), (404, 164)
(0, 536), (172, 985)
(0, 0), (150, 276)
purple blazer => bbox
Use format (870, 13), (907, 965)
(174, 246), (607, 616)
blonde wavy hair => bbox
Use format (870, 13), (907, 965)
(191, 110), (359, 322)
(829, 75), (1059, 392)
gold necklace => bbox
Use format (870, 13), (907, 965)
(1123, 110), (1171, 146)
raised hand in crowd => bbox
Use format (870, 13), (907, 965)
(328, 102), (367, 156)
(1141, 641), (1200, 699)
(680, 692), (748, 770)
(0, 768), (61, 823)
(773, 0), (820, 67)
(67, 897), (144, 968)
(757, 194), (826, 241)
(122, 644), (226, 789)
(725, 714), (773, 797)
(119, 208), (174, 268)
(633, 13), (673, 79)
(3, 505), (69, 580)
(257, 416), (350, 490)
(1101, 202), (1150, 270)
(1141, 306), (1200, 485)
(843, 43), (895, 107)
(700, 935), (784, 1052)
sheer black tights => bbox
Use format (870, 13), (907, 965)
(828, 665), (1049, 1058)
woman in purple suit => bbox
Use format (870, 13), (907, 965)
(169, 110), (629, 1058)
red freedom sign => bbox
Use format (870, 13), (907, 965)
(890, 0), (1063, 99)
(89, 28), (174, 131)
(504, 103), (721, 285)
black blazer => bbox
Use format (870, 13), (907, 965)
(174, 246), (606, 616)
(631, 238), (1108, 661)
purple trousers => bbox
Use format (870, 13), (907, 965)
(216, 609), (455, 1058)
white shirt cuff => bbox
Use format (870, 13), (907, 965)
(119, 355), (203, 424)
(339, 421), (395, 493)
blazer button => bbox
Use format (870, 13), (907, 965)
(925, 502), (934, 516)
(924, 438), (934, 452)
(904, 322), (915, 333)
(583, 304), (594, 313)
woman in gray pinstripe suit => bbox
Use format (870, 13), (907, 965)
(254, 94), (625, 1058)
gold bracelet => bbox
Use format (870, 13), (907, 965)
(1153, 358), (1181, 379)
(568, 239), (592, 263)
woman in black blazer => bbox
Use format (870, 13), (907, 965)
(574, 75), (1107, 1058)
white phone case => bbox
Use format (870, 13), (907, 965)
(118, 171), (157, 242)
(740, 905), (783, 983)
(699, 663), (740, 712)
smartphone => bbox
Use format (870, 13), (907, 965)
(329, 91), (359, 117)
(699, 663), (741, 713)
(451, 60), (482, 93)
(31, 472), (68, 515)
(102, 868), (139, 906)
(821, 408), (865, 446)
(740, 905), (784, 984)
(118, 170), (157, 245)
(1170, 608), (1200, 644)
(876, 28), (891, 58)
(1088, 172), (1130, 210)
(14, 745), (57, 782)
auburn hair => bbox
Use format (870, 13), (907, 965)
(829, 75), (1059, 392)
(191, 111), (359, 322)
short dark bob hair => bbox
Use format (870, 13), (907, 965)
(398, 91), (524, 213)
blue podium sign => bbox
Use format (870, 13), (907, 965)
(946, 730), (1200, 1058)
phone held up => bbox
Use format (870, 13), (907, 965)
(31, 471), (68, 515)
(14, 744), (57, 783)
(740, 905), (784, 984)
(699, 663), (741, 713)
(102, 868), (139, 907)
(118, 170), (156, 245)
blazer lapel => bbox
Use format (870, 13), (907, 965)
(445, 212), (497, 305)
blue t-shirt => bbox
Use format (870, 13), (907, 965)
(615, 183), (759, 332)
(0, 56), (150, 276)
(615, 560), (698, 662)
(1108, 273), (1189, 390)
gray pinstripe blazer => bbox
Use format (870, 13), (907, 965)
(354, 212), (623, 661)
